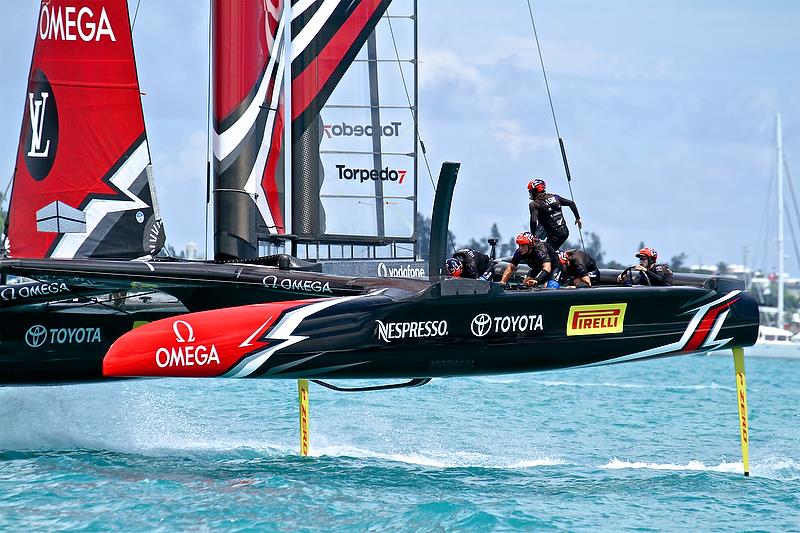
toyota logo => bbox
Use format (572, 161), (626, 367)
(470, 313), (493, 337)
(25, 324), (48, 348)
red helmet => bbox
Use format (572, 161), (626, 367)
(635, 247), (658, 262)
(444, 257), (463, 277)
(527, 178), (546, 195)
(516, 232), (534, 246)
(558, 251), (569, 265)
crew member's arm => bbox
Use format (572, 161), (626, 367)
(643, 265), (674, 286)
(526, 261), (552, 287)
(500, 263), (517, 283)
(557, 195), (582, 229)
(529, 201), (539, 234)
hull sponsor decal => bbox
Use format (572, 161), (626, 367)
(155, 320), (220, 369)
(377, 262), (426, 278)
(581, 291), (742, 367)
(25, 324), (101, 348)
(1, 282), (68, 302)
(470, 313), (544, 338)
(375, 320), (448, 343)
(566, 304), (627, 336)
(262, 275), (332, 294)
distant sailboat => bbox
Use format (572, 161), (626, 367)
(747, 114), (800, 359)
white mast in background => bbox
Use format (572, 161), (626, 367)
(777, 113), (785, 329)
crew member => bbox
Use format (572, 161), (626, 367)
(617, 247), (674, 286)
(528, 178), (582, 250)
(558, 249), (599, 287)
(444, 248), (494, 280)
(500, 232), (561, 287)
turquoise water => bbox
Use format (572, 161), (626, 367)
(1, 355), (798, 531)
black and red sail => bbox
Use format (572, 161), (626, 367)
(213, 0), (286, 260)
(212, 0), (397, 258)
(5, 0), (165, 259)
(290, 0), (392, 140)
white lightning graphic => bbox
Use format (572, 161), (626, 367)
(224, 295), (368, 378)
(50, 139), (151, 258)
(582, 290), (742, 367)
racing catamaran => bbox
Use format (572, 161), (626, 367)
(0, 0), (755, 472)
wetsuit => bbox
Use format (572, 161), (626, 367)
(452, 248), (494, 280)
(638, 263), (674, 286)
(529, 193), (580, 250)
(511, 241), (561, 284)
(561, 249), (598, 286)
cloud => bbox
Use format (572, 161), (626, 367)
(491, 119), (553, 161)
(419, 50), (493, 92)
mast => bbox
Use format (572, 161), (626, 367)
(777, 113), (785, 329)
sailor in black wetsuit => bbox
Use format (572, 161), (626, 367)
(558, 249), (599, 287)
(528, 178), (582, 250)
(444, 248), (494, 280)
(617, 247), (674, 286)
(499, 232), (561, 287)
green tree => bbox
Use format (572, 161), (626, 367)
(605, 260), (626, 269)
(561, 232), (605, 266)
(415, 213), (456, 260)
(584, 232), (605, 266)
(670, 252), (688, 272)
(499, 236), (516, 258)
(463, 238), (486, 253)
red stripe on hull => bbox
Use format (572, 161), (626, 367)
(682, 298), (738, 352)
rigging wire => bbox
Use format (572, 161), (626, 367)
(132, 0), (143, 30)
(386, 10), (456, 256)
(525, 0), (585, 252)
(750, 131), (778, 276)
(782, 154), (800, 274)
(751, 161), (774, 274)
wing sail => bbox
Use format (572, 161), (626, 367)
(212, 0), (287, 260)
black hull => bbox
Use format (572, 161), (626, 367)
(0, 258), (759, 385)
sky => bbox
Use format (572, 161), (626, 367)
(1, 1), (799, 272)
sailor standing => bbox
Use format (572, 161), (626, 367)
(528, 178), (582, 250)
